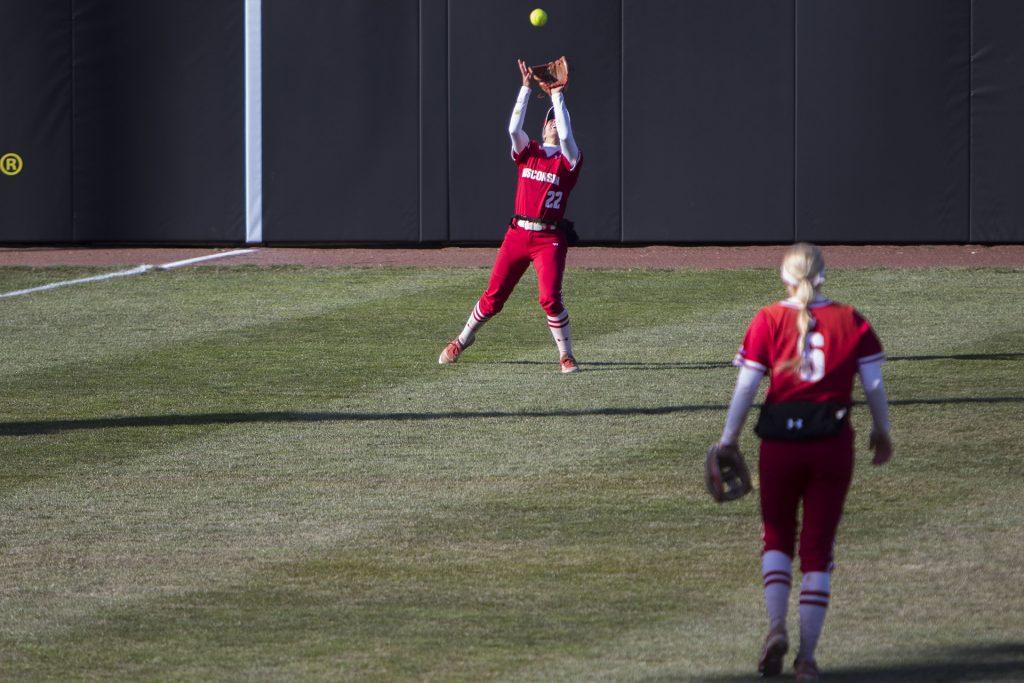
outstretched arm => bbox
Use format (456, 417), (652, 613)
(509, 60), (532, 156)
(549, 87), (580, 168)
(719, 365), (766, 446)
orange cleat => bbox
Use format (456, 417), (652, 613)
(438, 339), (465, 364)
(559, 354), (580, 374)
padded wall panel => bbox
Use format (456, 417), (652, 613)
(263, 0), (419, 243)
(73, 0), (244, 242)
(970, 0), (1024, 242)
(622, 0), (794, 243)
(449, 0), (620, 243)
(420, 0), (449, 242)
(0, 1), (72, 242)
(796, 0), (970, 242)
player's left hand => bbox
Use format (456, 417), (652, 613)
(869, 430), (893, 466)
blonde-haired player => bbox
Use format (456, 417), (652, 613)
(718, 243), (893, 680)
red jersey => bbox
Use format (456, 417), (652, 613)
(512, 141), (582, 223)
(733, 298), (884, 405)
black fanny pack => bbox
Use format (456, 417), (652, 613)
(754, 401), (851, 441)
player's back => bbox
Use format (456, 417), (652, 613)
(737, 299), (884, 406)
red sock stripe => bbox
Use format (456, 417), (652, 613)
(799, 599), (830, 608)
(763, 571), (791, 581)
(800, 590), (830, 599)
(548, 321), (568, 329)
(764, 578), (792, 588)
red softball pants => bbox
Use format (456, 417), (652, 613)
(477, 224), (568, 318)
(759, 426), (855, 573)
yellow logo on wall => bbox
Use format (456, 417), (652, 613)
(1, 153), (24, 176)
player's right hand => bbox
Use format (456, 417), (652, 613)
(869, 430), (893, 466)
(518, 59), (533, 88)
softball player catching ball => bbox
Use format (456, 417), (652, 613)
(718, 243), (893, 681)
(439, 59), (583, 373)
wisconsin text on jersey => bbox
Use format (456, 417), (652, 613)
(521, 168), (561, 185)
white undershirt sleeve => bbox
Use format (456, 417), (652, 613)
(508, 86), (531, 156)
(550, 90), (580, 168)
(720, 365), (766, 445)
(858, 359), (891, 433)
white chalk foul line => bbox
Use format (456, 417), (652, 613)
(0, 248), (258, 300)
(0, 265), (155, 299)
(156, 248), (258, 270)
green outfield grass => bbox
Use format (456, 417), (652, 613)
(0, 265), (1021, 681)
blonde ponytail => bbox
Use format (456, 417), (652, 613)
(792, 278), (815, 370)
(779, 243), (826, 376)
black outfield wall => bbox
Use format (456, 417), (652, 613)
(623, 0), (794, 243)
(2, 0), (1024, 244)
(795, 0), (970, 243)
(72, 0), (245, 242)
(262, 0), (420, 243)
(0, 1), (72, 242)
(970, 0), (1024, 242)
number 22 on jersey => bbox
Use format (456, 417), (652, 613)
(544, 191), (563, 209)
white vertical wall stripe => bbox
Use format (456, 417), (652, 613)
(244, 0), (264, 244)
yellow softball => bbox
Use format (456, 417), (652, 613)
(530, 8), (548, 27)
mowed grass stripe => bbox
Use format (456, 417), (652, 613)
(0, 267), (1022, 681)
(4, 402), (1021, 680)
(0, 267), (486, 378)
(0, 268), (750, 495)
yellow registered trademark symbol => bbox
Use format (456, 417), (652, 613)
(1, 153), (24, 176)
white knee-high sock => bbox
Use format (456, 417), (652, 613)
(798, 571), (831, 661)
(547, 310), (572, 356)
(762, 550), (793, 632)
(459, 302), (491, 346)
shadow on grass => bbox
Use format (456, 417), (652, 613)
(686, 642), (1024, 682)
(501, 352), (1024, 372)
(888, 351), (1024, 362)
(498, 360), (734, 370)
(2, 396), (1023, 436)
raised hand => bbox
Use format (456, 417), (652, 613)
(518, 59), (533, 88)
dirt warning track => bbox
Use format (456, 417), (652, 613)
(0, 245), (1021, 269)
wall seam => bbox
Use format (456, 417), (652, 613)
(619, 0), (624, 243)
(69, 0), (76, 240)
(418, 0), (423, 242)
(446, 0), (452, 241)
(968, 0), (974, 241)
(793, 0), (798, 242)
(444, 0), (450, 242)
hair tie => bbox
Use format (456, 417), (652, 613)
(780, 266), (825, 287)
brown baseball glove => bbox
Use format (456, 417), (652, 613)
(704, 443), (753, 503)
(531, 56), (569, 95)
